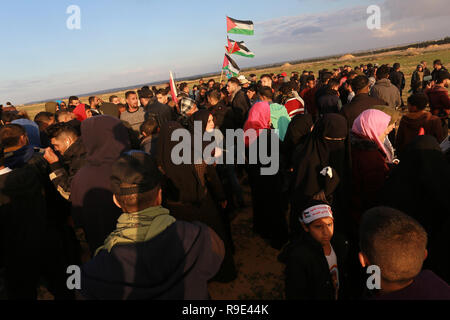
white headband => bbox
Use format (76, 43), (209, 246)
(301, 204), (333, 224)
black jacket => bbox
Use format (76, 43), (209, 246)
(340, 93), (387, 128)
(230, 89), (251, 129)
(389, 70), (405, 92)
(49, 138), (87, 201)
(317, 88), (341, 114)
(282, 232), (350, 300)
(209, 100), (234, 135)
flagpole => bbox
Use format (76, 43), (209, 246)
(219, 69), (224, 84)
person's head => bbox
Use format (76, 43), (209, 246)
(352, 109), (394, 155)
(109, 95), (120, 105)
(34, 112), (55, 131)
(407, 93), (429, 113)
(179, 82), (189, 94)
(89, 96), (101, 108)
(207, 90), (221, 107)
(321, 72), (333, 85)
(306, 76), (315, 89)
(260, 74), (272, 88)
(68, 96), (80, 107)
(125, 91), (139, 110)
(46, 122), (79, 155)
(111, 152), (163, 213)
(140, 117), (159, 138)
(117, 103), (127, 114)
(376, 65), (390, 80)
(259, 86), (274, 102)
(300, 202), (334, 247)
(227, 77), (241, 95)
(359, 207), (427, 288)
(327, 79), (340, 91)
(55, 110), (75, 123)
(249, 74), (257, 82)
(246, 85), (257, 100)
(416, 64), (423, 72)
(436, 69), (450, 87)
(199, 78), (204, 85)
(420, 60), (427, 68)
(0, 124), (29, 152)
(279, 82), (293, 96)
(351, 75), (370, 94)
(207, 79), (215, 89)
(393, 63), (400, 71)
(179, 97), (198, 117)
(156, 89), (169, 104)
(138, 88), (153, 107)
(433, 59), (442, 70)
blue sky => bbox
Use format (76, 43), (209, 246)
(1, 0), (449, 104)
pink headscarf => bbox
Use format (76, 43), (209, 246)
(352, 109), (391, 161)
(243, 101), (271, 146)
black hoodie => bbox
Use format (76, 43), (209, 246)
(71, 116), (131, 254)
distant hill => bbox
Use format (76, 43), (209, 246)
(23, 36), (450, 106)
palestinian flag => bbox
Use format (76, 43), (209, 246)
(223, 53), (240, 77)
(227, 16), (254, 35)
(226, 37), (255, 58)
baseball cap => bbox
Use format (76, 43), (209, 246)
(110, 151), (162, 196)
(300, 203), (333, 225)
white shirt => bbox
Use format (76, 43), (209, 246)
(325, 245), (339, 300)
(0, 167), (12, 176)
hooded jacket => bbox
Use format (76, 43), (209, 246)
(71, 116), (131, 254)
(370, 79), (401, 109)
(395, 111), (444, 152)
(79, 220), (224, 300)
(48, 138), (87, 201)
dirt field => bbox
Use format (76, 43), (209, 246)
(17, 45), (450, 120)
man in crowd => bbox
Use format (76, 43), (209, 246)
(425, 69), (450, 134)
(120, 90), (146, 136)
(227, 77), (251, 129)
(340, 75), (387, 128)
(109, 95), (121, 105)
(389, 63), (405, 108)
(43, 123), (87, 201)
(370, 65), (402, 110)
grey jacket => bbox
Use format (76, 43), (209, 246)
(370, 78), (401, 109)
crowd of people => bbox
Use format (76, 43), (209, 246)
(0, 58), (449, 300)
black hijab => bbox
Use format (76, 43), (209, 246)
(283, 113), (314, 151)
(294, 113), (351, 197)
(156, 121), (204, 204)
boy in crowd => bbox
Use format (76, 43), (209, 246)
(284, 202), (350, 300)
(395, 93), (444, 153)
(79, 152), (225, 299)
(359, 207), (450, 300)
